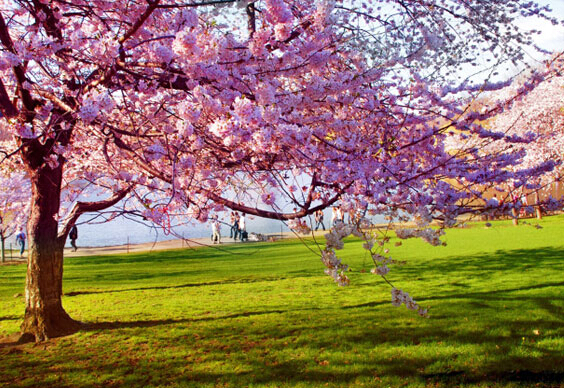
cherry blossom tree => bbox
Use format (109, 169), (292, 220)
(0, 0), (560, 341)
(490, 56), (564, 220)
(445, 55), (564, 223)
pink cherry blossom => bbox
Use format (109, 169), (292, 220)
(0, 0), (558, 340)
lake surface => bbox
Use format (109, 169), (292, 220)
(69, 212), (293, 248)
(6, 209), (384, 249)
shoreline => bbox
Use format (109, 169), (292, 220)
(1, 230), (328, 264)
(62, 229), (336, 257)
(1, 219), (456, 264)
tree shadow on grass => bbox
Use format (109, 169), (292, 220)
(0, 315), (19, 322)
(4, 305), (564, 387)
(0, 333), (34, 348)
(343, 280), (564, 310)
(80, 308), (290, 332)
(4, 245), (562, 386)
(64, 275), (293, 297)
(398, 246), (564, 278)
(64, 280), (235, 297)
(422, 369), (564, 386)
(172, 366), (381, 386)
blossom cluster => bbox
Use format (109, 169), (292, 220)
(319, 219), (427, 316)
(370, 264), (389, 276)
(78, 91), (116, 124)
(288, 219), (311, 235)
(395, 227), (445, 246)
(391, 288), (428, 317)
(320, 247), (349, 286)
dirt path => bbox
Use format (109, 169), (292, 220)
(1, 230), (326, 265)
(63, 234), (247, 257)
(0, 236), (252, 265)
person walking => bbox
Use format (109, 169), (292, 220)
(69, 224), (78, 251)
(229, 212), (236, 238)
(239, 213), (247, 241)
(15, 227), (26, 258)
(211, 216), (221, 244)
(232, 212), (240, 240)
(314, 209), (325, 231)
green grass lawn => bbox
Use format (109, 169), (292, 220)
(1, 215), (564, 388)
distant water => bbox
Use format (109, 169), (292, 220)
(68, 213), (293, 248)
(69, 209), (387, 248)
(6, 209), (386, 248)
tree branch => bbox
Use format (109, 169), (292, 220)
(205, 181), (351, 221)
(246, 2), (256, 38)
(0, 12), (38, 116)
(0, 77), (18, 118)
(119, 0), (161, 44)
(57, 185), (133, 242)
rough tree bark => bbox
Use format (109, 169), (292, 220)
(19, 163), (80, 342)
(534, 191), (543, 219)
(1, 234), (5, 263)
(511, 208), (519, 226)
(17, 156), (132, 342)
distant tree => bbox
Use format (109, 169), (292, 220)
(492, 57), (564, 219)
(0, 0), (560, 341)
(446, 55), (564, 222)
(0, 172), (29, 262)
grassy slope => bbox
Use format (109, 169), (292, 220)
(1, 216), (563, 387)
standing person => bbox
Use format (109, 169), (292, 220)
(232, 212), (240, 240)
(229, 211), (236, 238)
(69, 224), (78, 251)
(239, 213), (247, 241)
(211, 216), (221, 244)
(314, 209), (325, 231)
(489, 194), (499, 220)
(331, 206), (338, 227)
(15, 227), (26, 258)
(510, 192), (519, 225)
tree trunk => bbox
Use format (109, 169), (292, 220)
(19, 163), (79, 342)
(511, 208), (519, 226)
(534, 191), (543, 220)
(1, 235), (5, 263)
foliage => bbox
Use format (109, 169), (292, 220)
(1, 215), (564, 387)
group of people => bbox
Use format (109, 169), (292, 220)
(13, 207), (357, 254)
(210, 211), (248, 244)
(14, 224), (79, 258)
(314, 206), (364, 230)
(230, 211), (247, 241)
(314, 206), (354, 231)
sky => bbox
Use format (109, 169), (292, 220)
(523, 0), (564, 58)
